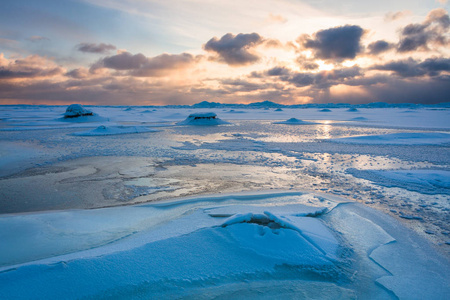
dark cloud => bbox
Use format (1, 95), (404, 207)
(267, 66), (290, 76)
(299, 61), (320, 70)
(300, 25), (364, 60)
(372, 57), (450, 77)
(397, 8), (449, 52)
(367, 40), (394, 55)
(204, 33), (263, 66)
(66, 68), (89, 79)
(77, 43), (117, 54)
(91, 52), (198, 76)
(94, 52), (147, 70)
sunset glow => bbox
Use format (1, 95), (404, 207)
(0, 0), (449, 105)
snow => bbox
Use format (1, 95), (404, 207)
(0, 104), (450, 299)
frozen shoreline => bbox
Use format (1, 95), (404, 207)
(0, 105), (449, 298)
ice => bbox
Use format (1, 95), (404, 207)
(0, 192), (448, 299)
(1, 104), (450, 299)
(347, 169), (450, 195)
(73, 125), (159, 136)
(176, 112), (231, 125)
(331, 132), (450, 145)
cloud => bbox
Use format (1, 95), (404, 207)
(0, 54), (64, 79)
(372, 57), (450, 77)
(90, 52), (198, 76)
(266, 13), (287, 24)
(397, 8), (449, 52)
(262, 65), (362, 88)
(66, 67), (90, 79)
(204, 33), (264, 66)
(77, 43), (117, 54)
(384, 10), (412, 22)
(367, 40), (394, 55)
(299, 25), (364, 60)
(27, 36), (50, 42)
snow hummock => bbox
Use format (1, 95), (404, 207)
(63, 104), (93, 118)
(73, 125), (159, 136)
(331, 132), (450, 145)
(273, 118), (316, 125)
(177, 112), (230, 125)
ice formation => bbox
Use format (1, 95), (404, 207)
(63, 104), (93, 118)
(273, 118), (316, 125)
(176, 112), (230, 125)
(0, 192), (448, 299)
(73, 125), (158, 136)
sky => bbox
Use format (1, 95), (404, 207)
(0, 0), (449, 105)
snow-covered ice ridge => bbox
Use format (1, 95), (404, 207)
(0, 192), (449, 299)
(0, 104), (449, 298)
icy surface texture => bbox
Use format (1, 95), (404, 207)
(0, 192), (449, 299)
(347, 169), (450, 195)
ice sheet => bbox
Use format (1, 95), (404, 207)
(0, 193), (448, 299)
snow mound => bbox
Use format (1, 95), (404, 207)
(330, 132), (450, 145)
(319, 108), (332, 112)
(347, 169), (450, 195)
(273, 118), (316, 125)
(177, 112), (231, 126)
(347, 107), (358, 112)
(73, 125), (158, 136)
(63, 104), (93, 118)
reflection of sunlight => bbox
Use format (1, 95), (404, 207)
(321, 123), (331, 139)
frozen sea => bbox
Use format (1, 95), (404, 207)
(0, 104), (449, 299)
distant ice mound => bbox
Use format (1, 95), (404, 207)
(73, 125), (158, 136)
(274, 118), (316, 125)
(347, 107), (358, 112)
(177, 112), (230, 126)
(319, 108), (332, 112)
(63, 104), (93, 118)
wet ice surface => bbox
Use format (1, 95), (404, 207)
(0, 105), (449, 298)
